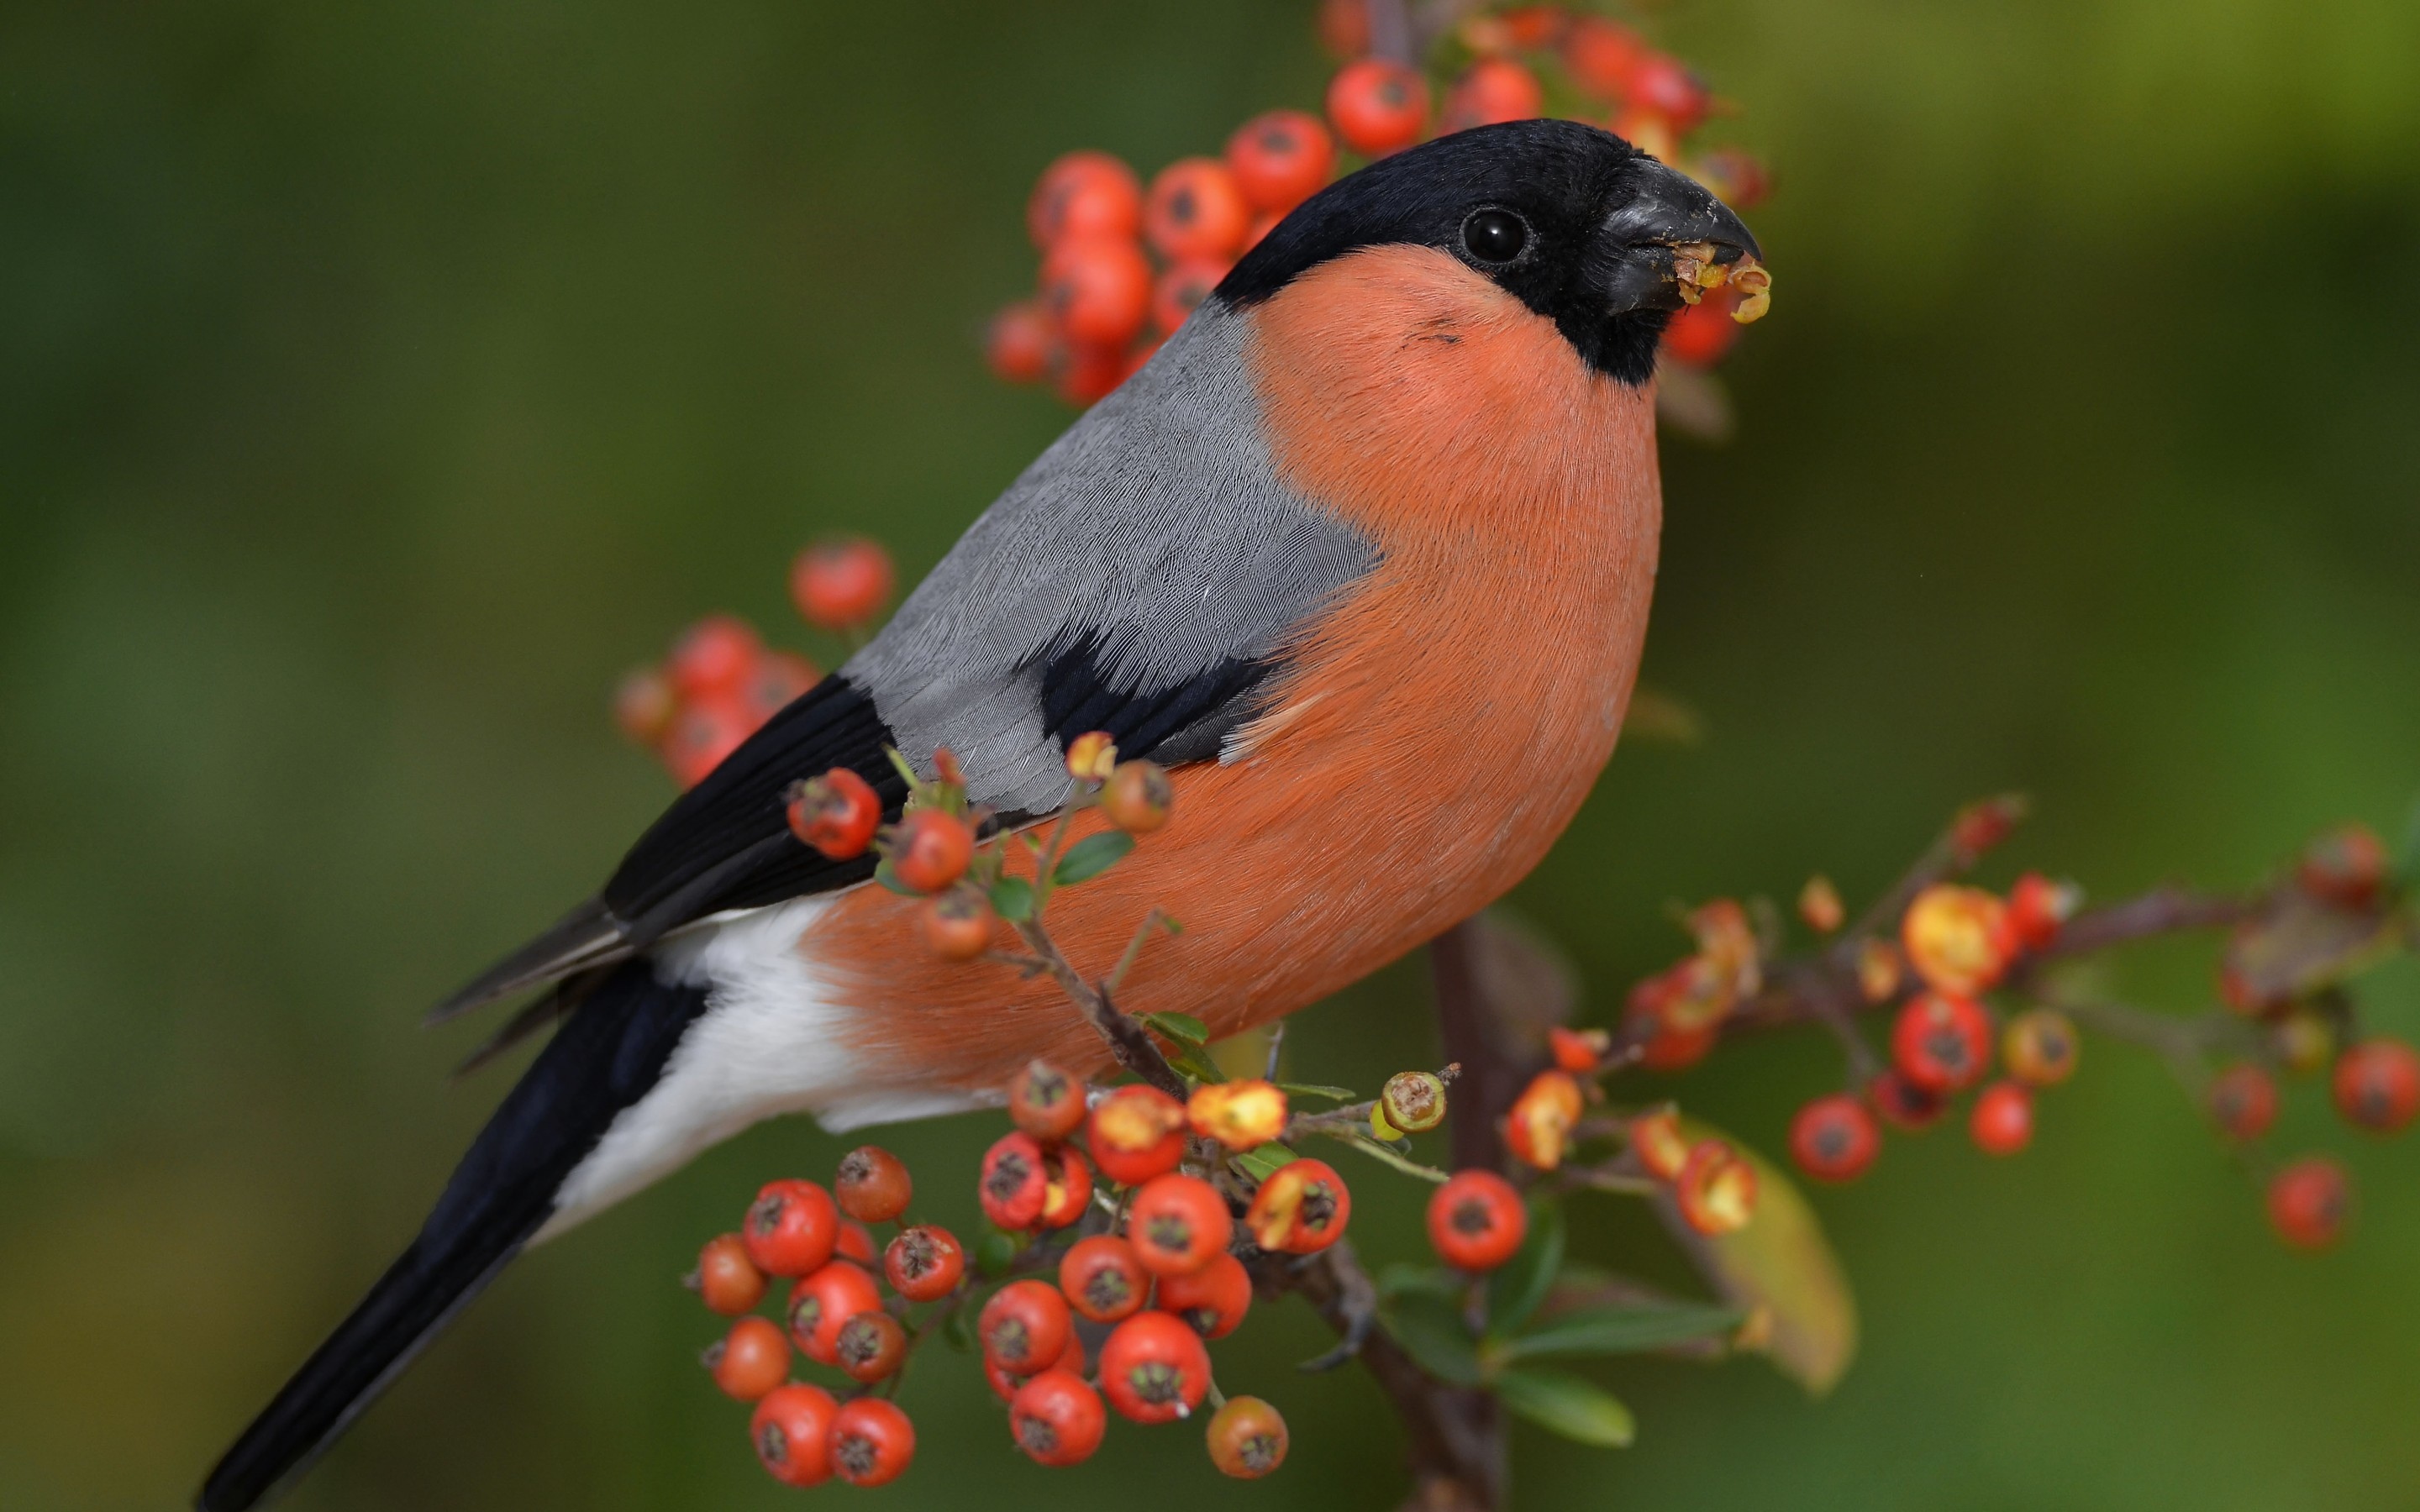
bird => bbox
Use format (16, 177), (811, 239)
(197, 116), (1760, 1510)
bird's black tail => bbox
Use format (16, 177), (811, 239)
(197, 963), (711, 1511)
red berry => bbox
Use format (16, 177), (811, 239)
(1628, 1109), (1691, 1181)
(1788, 1095), (1881, 1182)
(882, 1223), (965, 1302)
(2301, 824), (2389, 908)
(986, 300), (1056, 384)
(1128, 1173), (1232, 1277)
(750, 1383), (838, 1487)
(1225, 109), (1336, 213)
(1563, 15), (1646, 99)
(785, 1260), (881, 1366)
(788, 537), (892, 633)
(834, 1218), (876, 1265)
(1326, 59), (1430, 157)
(1314, 0), (1369, 58)
(2266, 1157), (2351, 1250)
(834, 1309), (907, 1383)
(834, 1145), (913, 1223)
(1099, 1310), (1212, 1425)
(979, 1278), (1073, 1377)
(1628, 52), (1711, 132)
(1008, 1058), (1090, 1142)
(1060, 1234), (1150, 1324)
(1950, 794), (2027, 857)
(1207, 1395), (1289, 1478)
(1504, 1069), (1585, 1170)
(706, 1314), (791, 1401)
(1867, 1068), (1949, 1131)
(742, 651), (816, 722)
(979, 1131), (1050, 1231)
(613, 665), (676, 745)
(1630, 1005), (1718, 1071)
(1157, 1250), (1251, 1339)
(1144, 157), (1252, 262)
(692, 1232), (767, 1315)
(1011, 1369), (1107, 1467)
(1660, 293), (1742, 367)
(1441, 57), (1544, 132)
(2332, 1039), (2420, 1132)
(1152, 257), (1231, 336)
(1038, 1146), (1094, 1230)
(1051, 339), (1128, 406)
(1690, 146), (1771, 209)
(1040, 235), (1152, 348)
(667, 615), (761, 699)
(1086, 1085), (1188, 1185)
(886, 808), (974, 893)
(1891, 990), (1994, 1092)
(1549, 1026), (1608, 1074)
(2208, 1063), (2279, 1142)
(1426, 1169), (1528, 1272)
(660, 696), (754, 788)
(1969, 1080), (2034, 1157)
(785, 767), (881, 859)
(1028, 151), (1142, 249)
(1676, 1140), (1757, 1235)
(1243, 1158), (1350, 1253)
(2006, 872), (2076, 949)
(828, 1396), (915, 1488)
(989, 1328), (1085, 1403)
(919, 886), (995, 962)
(743, 1179), (838, 1277)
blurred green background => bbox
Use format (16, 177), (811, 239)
(5, 0), (2417, 1507)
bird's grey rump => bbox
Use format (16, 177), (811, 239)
(842, 305), (1376, 814)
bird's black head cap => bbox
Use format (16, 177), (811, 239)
(1217, 118), (1760, 386)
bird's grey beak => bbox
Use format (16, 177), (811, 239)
(1594, 155), (1766, 318)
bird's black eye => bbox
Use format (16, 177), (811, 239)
(1460, 208), (1529, 265)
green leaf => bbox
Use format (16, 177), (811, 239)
(1486, 1197), (1565, 1336)
(1138, 1011), (1209, 1047)
(1231, 1144), (1298, 1182)
(1376, 1262), (1459, 1301)
(940, 1305), (975, 1353)
(1276, 1083), (1360, 1101)
(1671, 1116), (1859, 1396)
(988, 875), (1035, 923)
(1497, 1301), (1744, 1362)
(1493, 1369), (1635, 1447)
(873, 858), (918, 896)
(1052, 831), (1134, 886)
(1380, 1294), (1485, 1387)
(1333, 1131), (1449, 1183)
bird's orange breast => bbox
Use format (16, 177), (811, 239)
(802, 244), (1661, 1095)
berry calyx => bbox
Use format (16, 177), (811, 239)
(1891, 990), (1994, 1093)
(1102, 759), (1174, 832)
(1011, 1369), (1108, 1467)
(785, 769), (881, 860)
(750, 1383), (838, 1487)
(1157, 1250), (1252, 1339)
(691, 1232), (767, 1316)
(1326, 59), (1430, 156)
(705, 1315), (791, 1402)
(1788, 1095), (1880, 1182)
(1244, 1158), (1350, 1253)
(1128, 1173), (1234, 1277)
(785, 1260), (883, 1366)
(2002, 1009), (2081, 1087)
(884, 1224), (965, 1302)
(1087, 1085), (1188, 1185)
(1427, 1169), (1528, 1272)
(2333, 1039), (2420, 1132)
(1969, 1080), (2034, 1157)
(788, 537), (892, 633)
(2208, 1063), (2279, 1142)
(1099, 1310), (1213, 1425)
(886, 808), (975, 894)
(834, 1310), (908, 1384)
(2266, 1157), (2351, 1250)
(744, 1179), (839, 1278)
(979, 1131), (1050, 1231)
(979, 1278), (1074, 1378)
(1676, 1139), (1757, 1236)
(1008, 1058), (1091, 1142)
(1060, 1235), (1150, 1324)
(1187, 1079), (1289, 1150)
(834, 1145), (913, 1223)
(1207, 1395), (1290, 1478)
(828, 1396), (916, 1488)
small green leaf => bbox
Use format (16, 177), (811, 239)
(1493, 1368), (1635, 1447)
(940, 1305), (975, 1353)
(1486, 1197), (1565, 1336)
(1498, 1301), (1744, 1362)
(1376, 1263), (1459, 1301)
(873, 858), (918, 896)
(1167, 1047), (1226, 1085)
(1052, 831), (1134, 885)
(1381, 1294), (1486, 1387)
(989, 876), (1035, 922)
(1138, 1011), (1210, 1047)
(1276, 1083), (1359, 1101)
(1232, 1144), (1298, 1182)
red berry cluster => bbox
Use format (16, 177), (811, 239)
(613, 537), (893, 788)
(986, 1), (1770, 407)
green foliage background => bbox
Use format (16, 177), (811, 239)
(3, 0), (2417, 1506)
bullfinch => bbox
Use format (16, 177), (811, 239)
(197, 117), (1760, 1509)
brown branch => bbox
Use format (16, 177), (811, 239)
(1013, 916), (1188, 1100)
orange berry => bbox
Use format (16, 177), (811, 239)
(1427, 1169), (1528, 1272)
(667, 615), (762, 699)
(1243, 1158), (1350, 1253)
(1563, 15), (1646, 99)
(1027, 150), (1142, 248)
(980, 1278), (1072, 1378)
(1207, 1395), (1289, 1478)
(2002, 1009), (2081, 1087)
(1145, 158), (1251, 262)
(1152, 257), (1232, 336)
(1504, 1069), (1585, 1170)
(923, 886), (996, 961)
(1627, 1108), (1691, 1181)
(1060, 1234), (1150, 1324)
(1442, 57), (1544, 132)
(1039, 235), (1151, 348)
(1008, 1058), (1091, 1142)
(1099, 1310), (1211, 1425)
(660, 696), (754, 788)
(834, 1146), (913, 1224)
(1549, 1026), (1608, 1074)
(2333, 1038), (2420, 1132)
(1012, 1369), (1107, 1467)
(882, 1223), (965, 1302)
(1187, 1079), (1289, 1150)
(1086, 1085), (1187, 1185)
(1225, 109), (1336, 213)
(1891, 990), (1994, 1093)
(613, 664), (676, 745)
(1039, 1145), (1094, 1229)
(788, 537), (892, 633)
(743, 1179), (838, 1277)
(1902, 884), (2015, 995)
(1789, 1095), (1880, 1182)
(750, 1383), (838, 1486)
(834, 1309), (907, 1383)
(986, 300), (1056, 384)
(785, 767), (881, 860)
(828, 1396), (915, 1488)
(1969, 1080), (2034, 1156)
(980, 1131), (1050, 1231)
(1101, 759), (1173, 832)
(1675, 1139), (1757, 1235)
(1128, 1173), (1233, 1277)
(2266, 1157), (2351, 1250)
(1051, 339), (1128, 406)
(692, 1232), (767, 1316)
(1326, 59), (1430, 157)
(886, 808), (973, 893)
(1157, 1250), (1252, 1339)
(785, 1259), (881, 1365)
(1064, 730), (1118, 783)
(706, 1314), (791, 1401)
